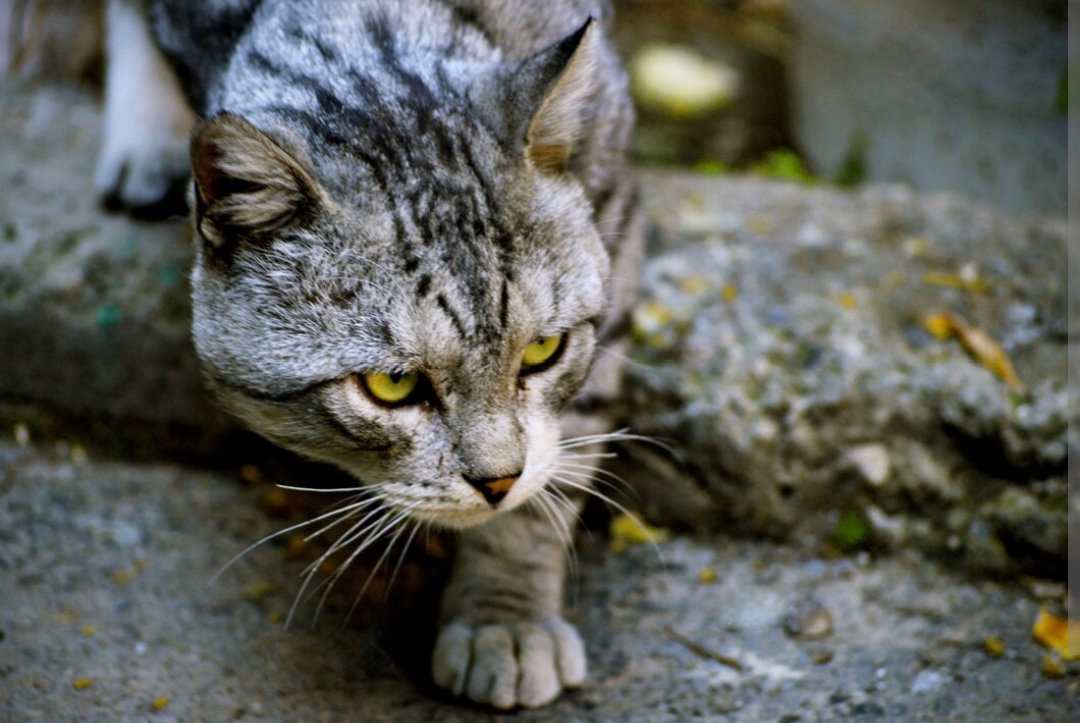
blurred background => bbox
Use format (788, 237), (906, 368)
(0, 0), (1069, 216)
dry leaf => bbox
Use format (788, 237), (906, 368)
(982, 636), (1005, 657)
(922, 312), (1023, 389)
(922, 270), (991, 293)
(609, 512), (669, 553)
(1033, 607), (1079, 661)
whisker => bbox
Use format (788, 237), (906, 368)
(593, 344), (665, 373)
(210, 491), (384, 584)
(531, 490), (578, 583)
(300, 496), (387, 545)
(290, 504), (403, 627)
(559, 429), (679, 458)
(344, 509), (419, 623)
(381, 520), (422, 602)
(555, 461), (631, 484)
(551, 475), (666, 562)
(305, 511), (403, 627)
(555, 451), (618, 460)
(277, 484), (368, 494)
(551, 467), (634, 503)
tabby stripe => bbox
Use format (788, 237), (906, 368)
(437, 292), (469, 338)
(498, 278), (510, 330)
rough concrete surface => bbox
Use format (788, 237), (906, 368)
(0, 80), (1076, 721)
(2, 440), (1076, 722)
(619, 172), (1067, 577)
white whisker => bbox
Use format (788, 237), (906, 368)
(277, 484), (367, 493)
(550, 475), (665, 561)
(290, 503), (406, 627)
(343, 509), (419, 622)
(381, 520), (422, 602)
(531, 490), (578, 584)
(210, 490), (383, 584)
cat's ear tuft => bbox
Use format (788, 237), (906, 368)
(190, 113), (322, 249)
(471, 18), (601, 174)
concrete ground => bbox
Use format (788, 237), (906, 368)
(1, 438), (1075, 722)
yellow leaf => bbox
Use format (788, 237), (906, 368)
(242, 581), (280, 602)
(151, 696), (170, 712)
(923, 313), (954, 340)
(982, 636), (1005, 657)
(609, 513), (669, 553)
(1033, 607), (1080, 660)
(697, 567), (718, 584)
(73, 678), (92, 690)
(109, 568), (138, 584)
(677, 276), (709, 296)
(922, 270), (991, 293)
(922, 312), (1023, 389)
(1042, 652), (1065, 678)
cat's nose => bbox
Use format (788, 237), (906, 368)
(464, 473), (520, 506)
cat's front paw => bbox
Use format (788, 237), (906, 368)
(432, 618), (586, 709)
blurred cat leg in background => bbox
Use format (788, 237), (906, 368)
(94, 0), (194, 217)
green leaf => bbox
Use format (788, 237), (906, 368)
(833, 510), (870, 551)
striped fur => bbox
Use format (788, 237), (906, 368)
(99, 0), (642, 709)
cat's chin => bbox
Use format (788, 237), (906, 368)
(404, 496), (529, 531)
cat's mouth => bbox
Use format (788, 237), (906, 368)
(397, 471), (548, 531)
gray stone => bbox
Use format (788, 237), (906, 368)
(619, 172), (1067, 575)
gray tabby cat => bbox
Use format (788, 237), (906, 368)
(96, 0), (643, 709)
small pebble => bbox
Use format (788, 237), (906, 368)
(910, 669), (946, 694)
(783, 597), (834, 640)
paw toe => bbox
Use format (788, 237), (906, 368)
(431, 622), (472, 696)
(514, 623), (560, 708)
(467, 625), (517, 709)
(431, 618), (587, 709)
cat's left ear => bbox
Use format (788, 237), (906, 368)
(472, 18), (601, 174)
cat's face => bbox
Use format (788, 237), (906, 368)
(189, 116), (609, 530)
(188, 22), (613, 528)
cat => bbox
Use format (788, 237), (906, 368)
(96, 0), (643, 709)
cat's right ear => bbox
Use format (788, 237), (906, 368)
(190, 113), (323, 250)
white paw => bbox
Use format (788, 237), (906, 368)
(96, 0), (196, 214)
(432, 618), (587, 709)
(95, 126), (192, 211)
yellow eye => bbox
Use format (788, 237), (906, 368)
(521, 335), (564, 371)
(361, 371), (420, 405)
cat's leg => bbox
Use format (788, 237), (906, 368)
(432, 500), (585, 709)
(95, 0), (195, 217)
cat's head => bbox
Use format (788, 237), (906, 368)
(188, 21), (611, 529)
